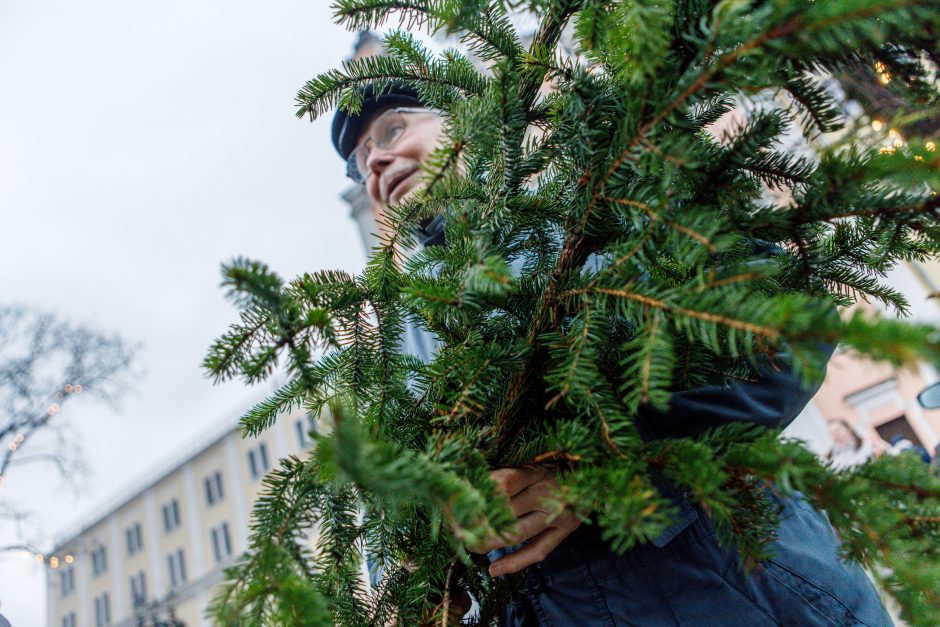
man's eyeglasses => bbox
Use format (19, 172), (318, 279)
(346, 107), (439, 184)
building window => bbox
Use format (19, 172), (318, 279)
(167, 548), (187, 588)
(875, 414), (925, 448)
(59, 566), (75, 597)
(125, 522), (143, 555)
(247, 443), (270, 480)
(162, 498), (181, 533)
(91, 544), (108, 577)
(211, 521), (233, 563)
(61, 612), (76, 627)
(94, 591), (111, 626)
(295, 414), (317, 449)
(204, 470), (224, 506)
(129, 571), (147, 607)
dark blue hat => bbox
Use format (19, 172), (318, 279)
(331, 83), (424, 160)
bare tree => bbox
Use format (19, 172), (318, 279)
(0, 305), (137, 553)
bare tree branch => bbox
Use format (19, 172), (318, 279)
(0, 305), (138, 553)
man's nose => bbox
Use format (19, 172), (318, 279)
(364, 146), (395, 177)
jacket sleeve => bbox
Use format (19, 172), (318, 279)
(635, 343), (836, 440)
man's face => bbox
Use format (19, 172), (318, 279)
(355, 107), (446, 209)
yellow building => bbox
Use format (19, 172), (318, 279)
(45, 406), (320, 627)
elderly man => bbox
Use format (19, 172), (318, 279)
(331, 84), (890, 626)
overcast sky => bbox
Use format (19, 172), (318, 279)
(0, 2), (371, 623)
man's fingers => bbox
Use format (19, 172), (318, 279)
(508, 479), (555, 518)
(490, 465), (549, 497)
(469, 467), (563, 554)
(469, 511), (549, 554)
(502, 511), (549, 551)
(487, 518), (579, 577)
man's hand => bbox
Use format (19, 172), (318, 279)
(470, 465), (582, 577)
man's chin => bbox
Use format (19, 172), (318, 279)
(390, 180), (426, 206)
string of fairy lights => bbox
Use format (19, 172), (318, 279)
(872, 118), (937, 157)
(1, 382), (84, 567)
(869, 61), (938, 160)
(6, 383), (84, 455)
(33, 553), (74, 569)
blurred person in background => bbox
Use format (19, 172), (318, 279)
(826, 418), (883, 470)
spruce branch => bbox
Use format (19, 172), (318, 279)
(240, 378), (305, 437)
(601, 196), (718, 251)
(784, 75), (845, 135)
(568, 286), (783, 341)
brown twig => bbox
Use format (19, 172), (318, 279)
(567, 287), (782, 340)
(602, 196), (717, 251)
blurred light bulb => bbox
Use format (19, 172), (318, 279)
(65, 555), (74, 563)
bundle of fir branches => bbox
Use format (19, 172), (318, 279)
(205, 1), (940, 624)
